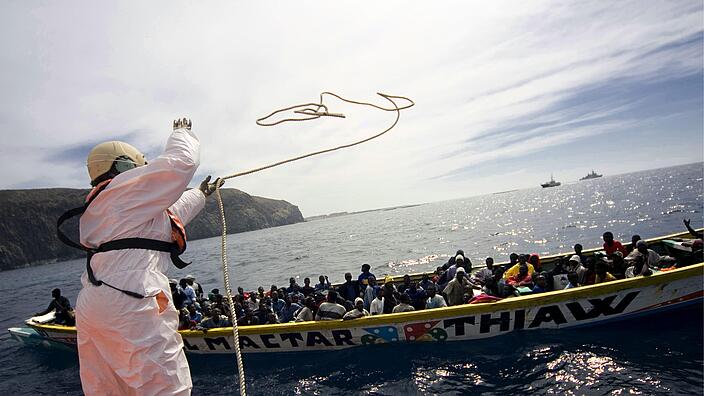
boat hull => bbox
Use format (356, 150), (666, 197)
(21, 264), (704, 354)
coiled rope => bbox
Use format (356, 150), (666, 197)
(214, 92), (414, 395)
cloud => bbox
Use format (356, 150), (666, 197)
(0, 1), (701, 215)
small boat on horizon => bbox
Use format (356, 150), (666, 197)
(541, 174), (561, 188)
(580, 170), (603, 181)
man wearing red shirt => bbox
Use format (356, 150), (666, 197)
(603, 231), (628, 256)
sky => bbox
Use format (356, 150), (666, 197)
(1, 1), (702, 217)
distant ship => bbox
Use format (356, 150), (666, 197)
(580, 170), (603, 180)
(541, 174), (561, 188)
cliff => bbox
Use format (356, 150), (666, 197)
(0, 188), (304, 271)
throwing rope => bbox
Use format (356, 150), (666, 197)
(214, 91), (414, 395)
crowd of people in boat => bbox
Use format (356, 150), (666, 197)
(37, 221), (703, 329)
(163, 226), (702, 330)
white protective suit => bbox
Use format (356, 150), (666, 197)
(76, 127), (205, 395)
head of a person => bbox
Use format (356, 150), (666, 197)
(399, 293), (411, 305)
(693, 239), (703, 251)
(271, 291), (279, 301)
(304, 296), (316, 309)
(345, 272), (352, 282)
(354, 297), (364, 311)
(586, 256), (596, 272)
(611, 250), (624, 263)
(595, 261), (607, 276)
(529, 254), (540, 267)
(509, 253), (519, 264)
(569, 255), (581, 267)
(403, 274), (411, 285)
(603, 231), (614, 244)
(270, 284), (277, 293)
(427, 285), (437, 297)
(51, 288), (61, 299)
(86, 140), (147, 186)
(518, 264), (529, 277)
(319, 275), (326, 283)
(291, 294), (300, 304)
(535, 274), (547, 288)
(179, 279), (188, 289)
(574, 243), (583, 254)
(376, 288), (384, 299)
(485, 257), (494, 269)
(567, 271), (579, 286)
(518, 254), (528, 264)
(636, 240), (648, 254)
(304, 277), (310, 286)
(212, 308), (222, 318)
(327, 290), (338, 303)
(257, 286), (265, 294)
(367, 275), (377, 286)
(456, 267), (466, 280)
(289, 277), (296, 286)
(455, 255), (465, 267)
(456, 249), (465, 258)
(631, 234), (642, 246)
(435, 266), (444, 275)
(633, 255), (645, 274)
(267, 312), (277, 323)
(187, 304), (196, 314)
(169, 279), (177, 291)
(249, 293), (257, 301)
(361, 263), (371, 273)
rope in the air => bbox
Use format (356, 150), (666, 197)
(214, 91), (414, 396)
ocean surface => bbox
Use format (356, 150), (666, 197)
(1, 162), (702, 395)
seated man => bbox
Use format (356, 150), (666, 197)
(531, 274), (549, 293)
(603, 231), (627, 256)
(506, 264), (533, 288)
(564, 272), (580, 289)
(278, 295), (301, 323)
(35, 288), (75, 326)
(186, 304), (202, 324)
(315, 290), (347, 321)
(314, 275), (332, 292)
(300, 278), (315, 296)
(625, 255), (653, 278)
(357, 263), (375, 289)
(362, 275), (380, 310)
(472, 257), (494, 286)
(294, 297), (317, 322)
(392, 294), (415, 313)
(200, 308), (232, 329)
(503, 254), (535, 280)
(566, 255), (588, 285)
(343, 298), (370, 320)
(404, 282), (427, 310)
(369, 288), (385, 315)
(337, 273), (360, 303)
(425, 285), (447, 309)
(236, 308), (260, 326)
(594, 261), (617, 284)
(628, 240), (661, 270)
(443, 267), (472, 306)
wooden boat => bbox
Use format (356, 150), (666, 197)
(9, 229), (703, 354)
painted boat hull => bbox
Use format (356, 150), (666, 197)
(19, 263), (704, 354)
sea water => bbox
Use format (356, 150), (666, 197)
(0, 162), (702, 395)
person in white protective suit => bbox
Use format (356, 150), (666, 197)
(75, 118), (222, 395)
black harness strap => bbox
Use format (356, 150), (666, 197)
(56, 183), (191, 299)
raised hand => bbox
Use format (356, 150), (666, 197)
(173, 118), (192, 131)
